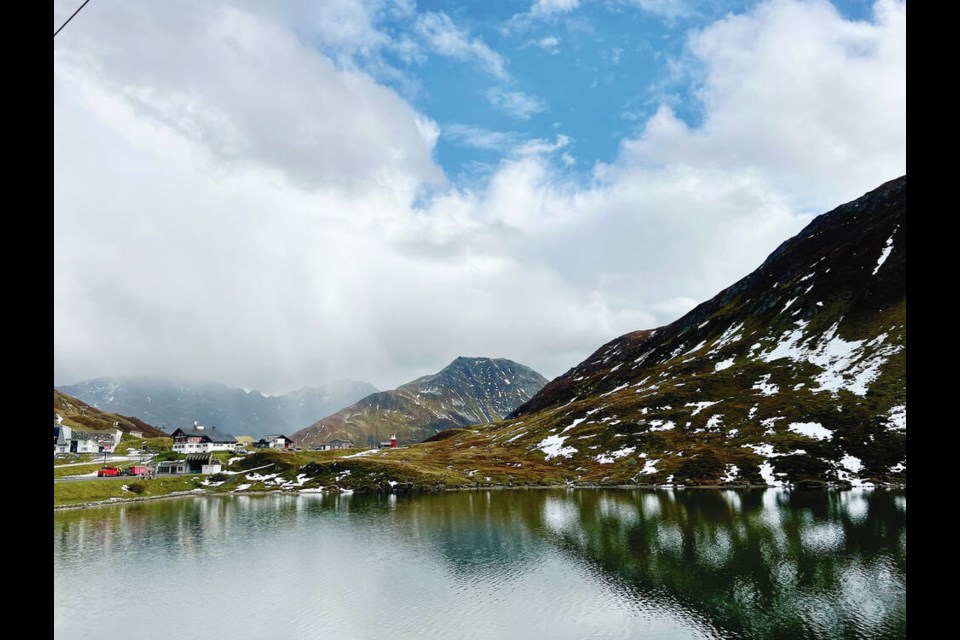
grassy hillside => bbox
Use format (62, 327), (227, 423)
(294, 357), (548, 447)
(54, 389), (167, 437)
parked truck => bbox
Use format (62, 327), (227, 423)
(126, 466), (151, 476)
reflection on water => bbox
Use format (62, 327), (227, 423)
(54, 489), (905, 640)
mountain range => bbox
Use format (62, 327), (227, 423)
(293, 357), (548, 447)
(55, 377), (378, 438)
(56, 176), (906, 487)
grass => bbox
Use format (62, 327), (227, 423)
(53, 446), (551, 508)
(54, 454), (98, 466)
(54, 463), (106, 479)
(144, 437), (173, 451)
(54, 476), (202, 507)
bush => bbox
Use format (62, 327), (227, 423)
(208, 473), (227, 482)
(127, 483), (146, 495)
(676, 450), (724, 483)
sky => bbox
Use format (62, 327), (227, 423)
(53, 0), (906, 394)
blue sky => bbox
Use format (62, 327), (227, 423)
(54, 0), (905, 392)
(302, 0), (878, 188)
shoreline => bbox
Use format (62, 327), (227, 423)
(53, 480), (906, 511)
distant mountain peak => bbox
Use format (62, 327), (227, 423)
(293, 357), (549, 447)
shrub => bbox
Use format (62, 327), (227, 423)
(127, 483), (146, 495)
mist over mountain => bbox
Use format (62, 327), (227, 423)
(56, 377), (379, 438)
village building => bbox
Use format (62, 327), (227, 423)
(155, 459), (188, 475)
(378, 435), (398, 449)
(170, 423), (238, 453)
(235, 435), (255, 449)
(155, 452), (221, 475)
(255, 434), (295, 450)
(54, 425), (122, 454)
(327, 439), (355, 450)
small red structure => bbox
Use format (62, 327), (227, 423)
(390, 434), (397, 448)
(126, 466), (151, 476)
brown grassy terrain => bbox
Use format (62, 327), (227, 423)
(55, 389), (167, 437)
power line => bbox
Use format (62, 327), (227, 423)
(54, 0), (92, 38)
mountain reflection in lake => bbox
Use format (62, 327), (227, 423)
(54, 489), (905, 640)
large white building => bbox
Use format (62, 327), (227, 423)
(170, 423), (238, 453)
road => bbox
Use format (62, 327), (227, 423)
(54, 454), (153, 468)
(55, 475), (127, 483)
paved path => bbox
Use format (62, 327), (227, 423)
(54, 454), (153, 468)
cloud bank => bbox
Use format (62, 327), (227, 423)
(54, 0), (906, 393)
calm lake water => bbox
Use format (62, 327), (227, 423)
(53, 489), (905, 640)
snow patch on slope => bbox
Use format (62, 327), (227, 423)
(886, 405), (906, 432)
(752, 374), (779, 396)
(722, 464), (739, 483)
(704, 414), (724, 430)
(560, 418), (586, 434)
(839, 454), (863, 473)
(788, 422), (833, 441)
(762, 321), (901, 397)
(536, 435), (577, 460)
(873, 228), (897, 275)
(638, 458), (660, 476)
(686, 401), (720, 416)
(595, 446), (636, 464)
(710, 322), (746, 354)
(714, 358), (734, 372)
(648, 420), (676, 432)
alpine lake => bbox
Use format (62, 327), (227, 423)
(54, 488), (905, 639)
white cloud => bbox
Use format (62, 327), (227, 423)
(445, 127), (571, 159)
(54, 1), (442, 197)
(620, 0), (906, 210)
(445, 124), (521, 151)
(286, 0), (391, 54)
(506, 0), (581, 33)
(617, 0), (692, 20)
(414, 11), (509, 80)
(536, 36), (562, 53)
(486, 87), (547, 120)
(515, 134), (570, 156)
(531, 0), (582, 17)
(54, 0), (906, 394)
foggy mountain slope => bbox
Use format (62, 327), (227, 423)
(56, 377), (379, 438)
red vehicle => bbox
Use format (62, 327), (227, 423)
(97, 467), (121, 477)
(126, 466), (150, 476)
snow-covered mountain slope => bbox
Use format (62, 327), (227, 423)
(430, 176), (906, 487)
(293, 357), (549, 447)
